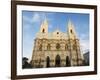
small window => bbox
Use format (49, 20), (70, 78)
(70, 29), (73, 34)
(42, 28), (45, 33)
(57, 32), (59, 34)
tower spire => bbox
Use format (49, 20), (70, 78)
(67, 19), (77, 39)
(40, 13), (48, 33)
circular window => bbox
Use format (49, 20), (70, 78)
(56, 43), (60, 49)
(57, 32), (59, 34)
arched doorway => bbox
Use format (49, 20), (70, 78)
(46, 56), (50, 68)
(55, 55), (61, 67)
(66, 56), (70, 66)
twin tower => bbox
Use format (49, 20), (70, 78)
(31, 19), (84, 68)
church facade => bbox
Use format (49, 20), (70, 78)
(31, 19), (84, 68)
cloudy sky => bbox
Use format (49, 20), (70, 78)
(22, 10), (89, 60)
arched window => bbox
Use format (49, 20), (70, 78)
(55, 55), (61, 67)
(42, 28), (45, 33)
(56, 43), (60, 50)
(46, 56), (50, 67)
(47, 44), (51, 50)
(39, 44), (42, 51)
(70, 29), (73, 34)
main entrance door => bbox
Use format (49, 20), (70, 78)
(46, 56), (50, 67)
(55, 55), (60, 67)
(66, 56), (70, 66)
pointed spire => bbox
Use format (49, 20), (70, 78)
(41, 13), (48, 27)
(68, 19), (74, 29)
(43, 14), (48, 25)
(67, 19), (77, 39)
(40, 13), (48, 33)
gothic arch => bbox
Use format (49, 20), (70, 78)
(66, 56), (71, 67)
(42, 28), (45, 33)
(55, 55), (61, 67)
(46, 56), (50, 67)
(70, 29), (73, 34)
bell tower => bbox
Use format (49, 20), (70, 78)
(40, 18), (48, 34)
(67, 20), (83, 66)
(67, 20), (77, 39)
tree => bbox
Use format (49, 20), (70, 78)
(22, 57), (32, 69)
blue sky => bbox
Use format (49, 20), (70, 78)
(22, 10), (89, 60)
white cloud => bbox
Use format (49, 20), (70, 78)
(79, 33), (89, 54)
(23, 13), (41, 23)
(23, 15), (31, 23)
(23, 24), (31, 31)
(32, 13), (40, 22)
(80, 34), (87, 39)
(80, 39), (89, 54)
